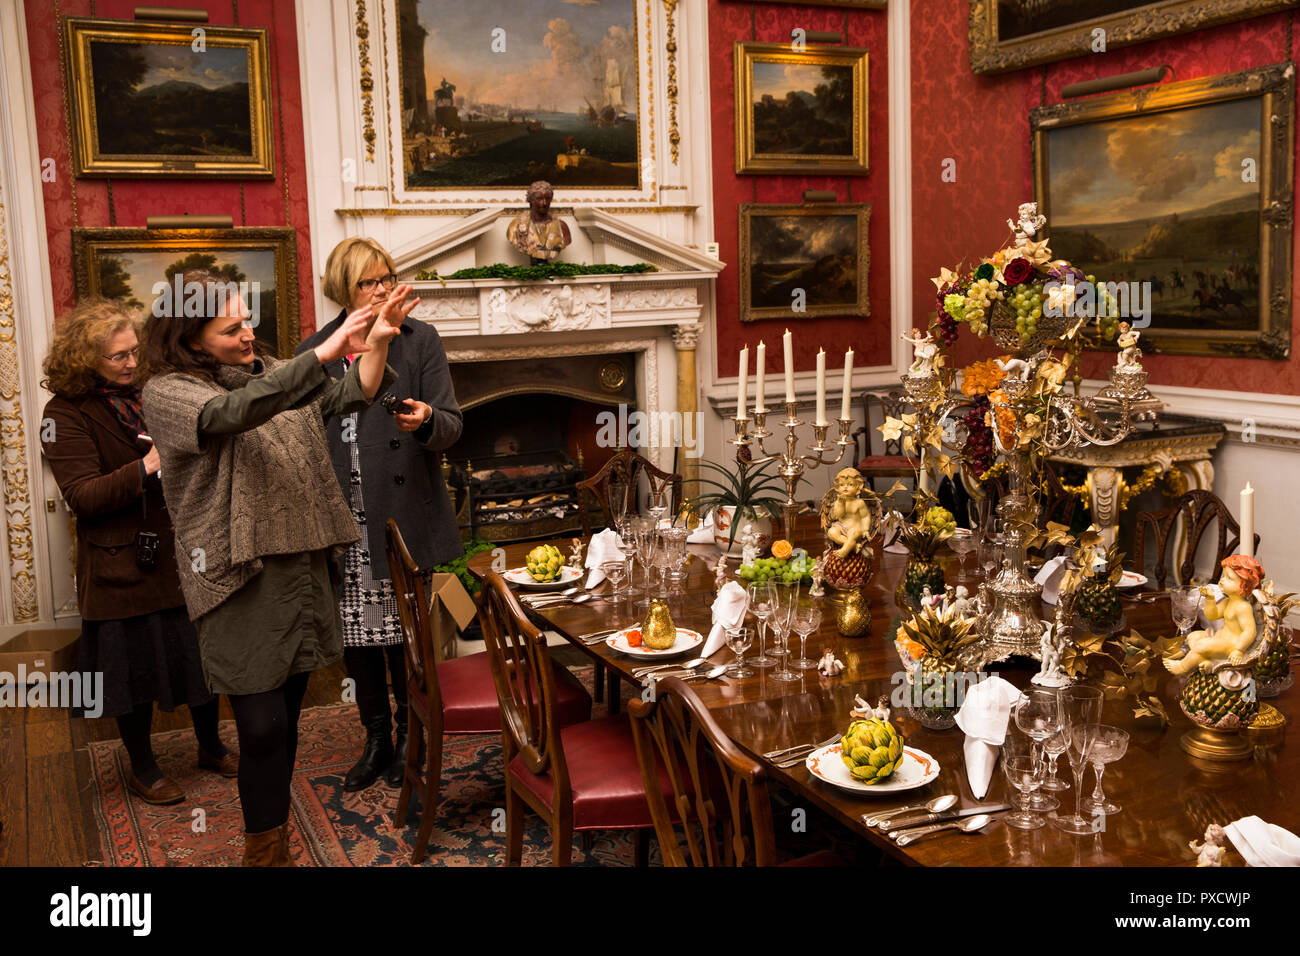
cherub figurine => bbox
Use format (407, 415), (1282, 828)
(1165, 555), (1265, 676)
(817, 649), (845, 677)
(825, 468), (873, 560)
(1115, 321), (1143, 369)
(809, 553), (826, 597)
(740, 523), (760, 568)
(1008, 201), (1047, 247)
(568, 538), (584, 570)
(1189, 824), (1227, 867)
(949, 585), (977, 620)
(1032, 621), (1070, 688)
(901, 328), (938, 376)
(714, 554), (730, 591)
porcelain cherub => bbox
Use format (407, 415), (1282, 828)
(1008, 201), (1047, 246)
(714, 554), (730, 591)
(740, 523), (760, 568)
(1164, 555), (1265, 676)
(1115, 321), (1143, 369)
(809, 553), (826, 597)
(825, 468), (873, 560)
(568, 538), (584, 570)
(1188, 824), (1227, 867)
(1032, 621), (1070, 688)
(901, 328), (938, 376)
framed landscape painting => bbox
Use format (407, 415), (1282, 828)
(64, 18), (274, 178)
(72, 228), (300, 358)
(739, 204), (870, 323)
(395, 0), (641, 190)
(971, 0), (1299, 75)
(734, 43), (869, 175)
(1031, 63), (1294, 360)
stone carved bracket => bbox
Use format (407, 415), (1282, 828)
(482, 284), (611, 335)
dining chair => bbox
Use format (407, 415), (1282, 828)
(386, 521), (593, 864)
(575, 447), (683, 536)
(1132, 489), (1260, 589)
(480, 569), (672, 866)
(850, 388), (915, 491)
(627, 676), (848, 867)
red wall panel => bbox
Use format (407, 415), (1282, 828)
(26, 0), (317, 341)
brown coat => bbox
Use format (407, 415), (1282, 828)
(40, 394), (185, 621)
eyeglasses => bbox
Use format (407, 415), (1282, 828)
(102, 347), (140, 365)
(356, 274), (398, 294)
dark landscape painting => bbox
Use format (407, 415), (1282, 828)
(997, 0), (1157, 40)
(398, 0), (639, 189)
(1044, 97), (1262, 334)
(742, 206), (868, 321)
(88, 41), (253, 156)
(750, 61), (853, 157)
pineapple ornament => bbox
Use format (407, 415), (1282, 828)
(894, 504), (956, 611)
(1075, 543), (1124, 635)
(898, 603), (981, 729)
(819, 468), (882, 613)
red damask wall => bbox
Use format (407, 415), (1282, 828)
(709, 1), (891, 379)
(910, 2), (1300, 395)
(26, 0), (316, 340)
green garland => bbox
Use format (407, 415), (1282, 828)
(415, 262), (658, 283)
(432, 537), (495, 596)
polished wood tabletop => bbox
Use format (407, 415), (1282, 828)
(467, 519), (1297, 866)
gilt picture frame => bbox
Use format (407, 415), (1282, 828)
(72, 227), (300, 359)
(1031, 63), (1294, 360)
(63, 18), (275, 178)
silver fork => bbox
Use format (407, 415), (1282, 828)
(763, 733), (839, 760)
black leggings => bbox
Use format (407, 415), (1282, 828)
(116, 697), (224, 781)
(227, 673), (310, 833)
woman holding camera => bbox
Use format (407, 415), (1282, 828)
(40, 298), (235, 805)
(141, 268), (403, 865)
(297, 238), (463, 792)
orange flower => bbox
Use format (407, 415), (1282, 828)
(771, 539), (793, 560)
(987, 388), (1017, 448)
(959, 356), (1011, 397)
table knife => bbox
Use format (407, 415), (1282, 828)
(881, 803), (1010, 834)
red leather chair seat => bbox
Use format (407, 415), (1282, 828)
(508, 715), (675, 831)
(857, 455), (913, 475)
(427, 652), (592, 735)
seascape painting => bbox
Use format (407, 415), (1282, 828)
(397, 0), (640, 189)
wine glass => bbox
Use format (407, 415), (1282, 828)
(1041, 725), (1070, 792)
(726, 625), (753, 678)
(948, 528), (978, 581)
(633, 518), (659, 609)
(1002, 751), (1047, 830)
(1014, 688), (1062, 812)
(616, 517), (642, 598)
(978, 534), (1003, 581)
(790, 597), (822, 670)
(1170, 586), (1202, 639)
(1051, 685), (1104, 835)
(747, 581), (777, 668)
(769, 582), (801, 683)
(599, 560), (626, 603)
(968, 496), (992, 540)
(645, 478), (668, 525)
(609, 479), (630, 531)
(1081, 725), (1129, 816)
(660, 526), (690, 594)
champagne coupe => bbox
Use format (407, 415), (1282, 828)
(1081, 725), (1129, 816)
(770, 582), (801, 683)
(599, 560), (626, 604)
(1014, 688), (1062, 812)
(791, 597), (822, 670)
(726, 625), (754, 678)
(1002, 753), (1047, 830)
(1041, 725), (1070, 792)
(1169, 586), (1202, 640)
(747, 581), (777, 667)
(617, 515), (642, 598)
(948, 528), (978, 582)
(1052, 685), (1104, 835)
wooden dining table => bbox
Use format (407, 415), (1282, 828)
(467, 517), (1298, 866)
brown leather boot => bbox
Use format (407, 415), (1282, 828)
(241, 826), (280, 866)
(273, 824), (297, 867)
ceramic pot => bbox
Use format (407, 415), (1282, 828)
(712, 506), (773, 557)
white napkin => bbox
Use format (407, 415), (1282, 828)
(687, 509), (716, 544)
(954, 677), (1026, 799)
(1035, 556), (1070, 605)
(583, 528), (624, 590)
(1225, 816), (1300, 867)
(704, 581), (750, 657)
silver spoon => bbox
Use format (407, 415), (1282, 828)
(863, 794), (959, 828)
(893, 813), (994, 847)
(679, 665), (728, 682)
(633, 656), (706, 677)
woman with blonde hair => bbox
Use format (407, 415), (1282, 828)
(298, 237), (462, 791)
(40, 297), (235, 806)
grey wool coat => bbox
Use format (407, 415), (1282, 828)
(297, 310), (464, 578)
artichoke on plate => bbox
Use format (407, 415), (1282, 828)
(839, 717), (905, 785)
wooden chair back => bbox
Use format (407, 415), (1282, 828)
(851, 388), (908, 460)
(575, 447), (683, 536)
(478, 571), (571, 802)
(1037, 462), (1077, 532)
(627, 676), (776, 867)
(1133, 489), (1260, 589)
(385, 519), (440, 713)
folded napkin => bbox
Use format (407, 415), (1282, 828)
(704, 581), (750, 657)
(688, 509), (716, 544)
(584, 528), (625, 590)
(1034, 556), (1070, 605)
(1225, 816), (1300, 867)
(955, 677), (1026, 799)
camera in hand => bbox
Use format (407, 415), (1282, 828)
(381, 394), (413, 415)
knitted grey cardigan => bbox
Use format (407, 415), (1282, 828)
(142, 352), (394, 620)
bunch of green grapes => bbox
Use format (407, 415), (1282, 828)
(737, 553), (814, 585)
(922, 505), (957, 537)
(1010, 279), (1045, 344)
(963, 278), (1001, 337)
(1091, 277), (1120, 340)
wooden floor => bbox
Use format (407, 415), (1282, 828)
(0, 660), (349, 867)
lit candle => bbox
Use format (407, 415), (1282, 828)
(755, 341), (766, 412)
(736, 345), (748, 419)
(1240, 482), (1254, 558)
(783, 329), (795, 404)
(815, 349), (827, 426)
(840, 348), (854, 421)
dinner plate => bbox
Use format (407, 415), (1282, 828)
(605, 626), (704, 659)
(1116, 571), (1148, 590)
(502, 566), (583, 591)
(804, 743), (940, 796)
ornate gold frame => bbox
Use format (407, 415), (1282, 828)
(734, 42), (869, 176)
(1031, 63), (1294, 360)
(71, 227), (301, 359)
(64, 18), (275, 178)
(746, 1), (884, 7)
(739, 203), (871, 323)
(970, 0), (1299, 75)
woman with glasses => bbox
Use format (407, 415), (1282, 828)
(297, 238), (464, 793)
(39, 298), (236, 806)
